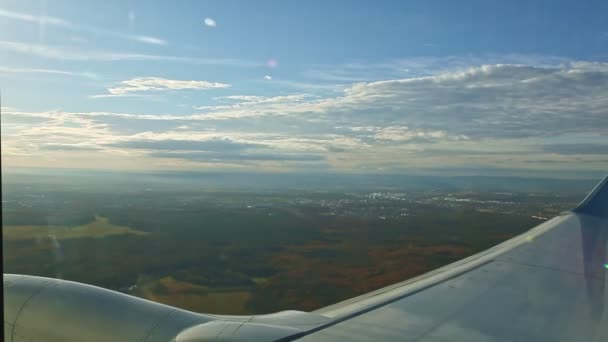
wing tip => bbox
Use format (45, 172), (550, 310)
(573, 175), (608, 218)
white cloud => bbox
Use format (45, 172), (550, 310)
(331, 62), (608, 139)
(0, 66), (97, 78)
(0, 7), (167, 45)
(221, 95), (268, 102)
(21, 61), (600, 142)
(264, 75), (272, 80)
(102, 77), (230, 96)
(204, 17), (217, 27)
(268, 80), (346, 92)
(0, 8), (68, 26)
(0, 40), (260, 66)
(194, 94), (322, 119)
(191, 63), (608, 139)
(368, 126), (452, 143)
(135, 36), (167, 45)
(303, 54), (572, 83)
(8, 62), (608, 141)
(89, 94), (144, 99)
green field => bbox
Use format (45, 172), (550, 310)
(3, 215), (148, 241)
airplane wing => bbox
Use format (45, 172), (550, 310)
(4, 176), (607, 342)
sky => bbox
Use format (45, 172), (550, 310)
(1, 0), (607, 177)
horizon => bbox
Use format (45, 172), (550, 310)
(3, 167), (603, 196)
(2, 165), (607, 180)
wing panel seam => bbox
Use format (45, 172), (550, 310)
(496, 258), (605, 279)
(10, 279), (56, 341)
(141, 308), (177, 342)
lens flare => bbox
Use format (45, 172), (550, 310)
(266, 59), (278, 68)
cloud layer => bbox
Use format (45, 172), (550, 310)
(194, 63), (608, 139)
(2, 62), (607, 174)
(102, 77), (230, 96)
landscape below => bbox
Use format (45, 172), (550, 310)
(1, 171), (593, 314)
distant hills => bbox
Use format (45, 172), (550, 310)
(3, 167), (602, 194)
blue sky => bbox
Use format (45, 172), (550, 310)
(1, 0), (607, 177)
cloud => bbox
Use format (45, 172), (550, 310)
(40, 144), (101, 151)
(264, 75), (272, 80)
(135, 36), (167, 45)
(107, 136), (325, 164)
(2, 108), (190, 123)
(414, 147), (534, 157)
(204, 17), (217, 27)
(194, 94), (321, 119)
(333, 63), (608, 139)
(0, 8), (68, 25)
(3, 61), (608, 174)
(541, 143), (608, 155)
(0, 40), (259, 66)
(101, 77), (230, 96)
(0, 7), (167, 45)
(0, 66), (97, 78)
(89, 94), (147, 99)
(150, 151), (324, 162)
(7, 62), (608, 142)
(303, 54), (573, 83)
(0, 113), (53, 125)
(194, 63), (608, 140)
(267, 80), (346, 92)
(369, 126), (452, 143)
(107, 138), (261, 152)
